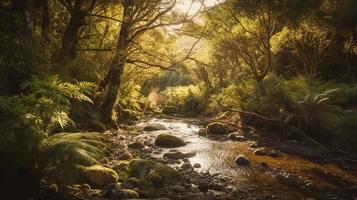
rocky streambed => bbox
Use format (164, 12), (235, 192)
(63, 117), (357, 200)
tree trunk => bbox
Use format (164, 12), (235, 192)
(59, 1), (84, 62)
(100, 14), (131, 123)
(40, 0), (50, 40)
(13, 0), (34, 46)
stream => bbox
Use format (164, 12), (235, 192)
(134, 117), (357, 200)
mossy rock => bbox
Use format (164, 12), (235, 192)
(104, 185), (139, 199)
(146, 164), (182, 188)
(143, 124), (166, 131)
(127, 159), (154, 178)
(198, 128), (207, 137)
(127, 141), (145, 149)
(84, 165), (119, 188)
(162, 106), (178, 114)
(206, 122), (227, 135)
(155, 134), (186, 147)
(122, 109), (140, 121)
(153, 164), (182, 183)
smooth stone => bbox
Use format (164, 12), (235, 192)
(128, 142), (145, 149)
(234, 154), (250, 166)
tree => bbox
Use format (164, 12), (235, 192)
(99, 0), (202, 123)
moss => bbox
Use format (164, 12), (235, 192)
(127, 159), (154, 178)
(84, 165), (119, 188)
(152, 164), (182, 184)
(206, 122), (227, 135)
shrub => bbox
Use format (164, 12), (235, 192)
(161, 84), (206, 116)
(0, 75), (107, 198)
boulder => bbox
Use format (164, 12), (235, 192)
(127, 142), (145, 149)
(127, 159), (154, 178)
(234, 154), (250, 166)
(206, 122), (227, 135)
(197, 128), (207, 137)
(143, 124), (166, 131)
(155, 134), (186, 147)
(162, 106), (178, 114)
(228, 133), (245, 141)
(84, 165), (119, 188)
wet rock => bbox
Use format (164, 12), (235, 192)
(234, 154), (250, 166)
(253, 148), (269, 156)
(103, 186), (139, 199)
(198, 128), (207, 137)
(228, 133), (245, 141)
(85, 165), (119, 188)
(143, 124), (166, 131)
(249, 143), (258, 148)
(193, 163), (201, 168)
(155, 134), (186, 147)
(206, 122), (227, 135)
(128, 159), (154, 178)
(118, 151), (133, 160)
(128, 141), (145, 149)
(162, 106), (178, 114)
(182, 161), (193, 170)
(164, 151), (196, 160)
(164, 151), (185, 159)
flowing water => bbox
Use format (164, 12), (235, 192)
(136, 118), (357, 200)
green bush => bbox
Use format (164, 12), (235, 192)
(161, 84), (206, 116)
(0, 75), (107, 198)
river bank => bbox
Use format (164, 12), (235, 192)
(61, 116), (357, 200)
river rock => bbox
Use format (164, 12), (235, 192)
(206, 122), (227, 135)
(234, 154), (250, 166)
(143, 124), (166, 131)
(118, 151), (133, 160)
(198, 128), (207, 137)
(162, 106), (178, 114)
(253, 148), (269, 156)
(193, 163), (201, 168)
(84, 165), (119, 188)
(164, 151), (185, 159)
(228, 133), (245, 141)
(128, 141), (145, 149)
(103, 186), (139, 199)
(249, 143), (258, 148)
(128, 159), (154, 178)
(155, 134), (186, 147)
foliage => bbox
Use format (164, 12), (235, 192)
(161, 84), (206, 116)
(0, 75), (105, 197)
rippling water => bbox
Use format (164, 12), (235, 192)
(136, 118), (357, 199)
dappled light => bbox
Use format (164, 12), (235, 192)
(0, 0), (357, 199)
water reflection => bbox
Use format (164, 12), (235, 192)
(137, 118), (357, 199)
